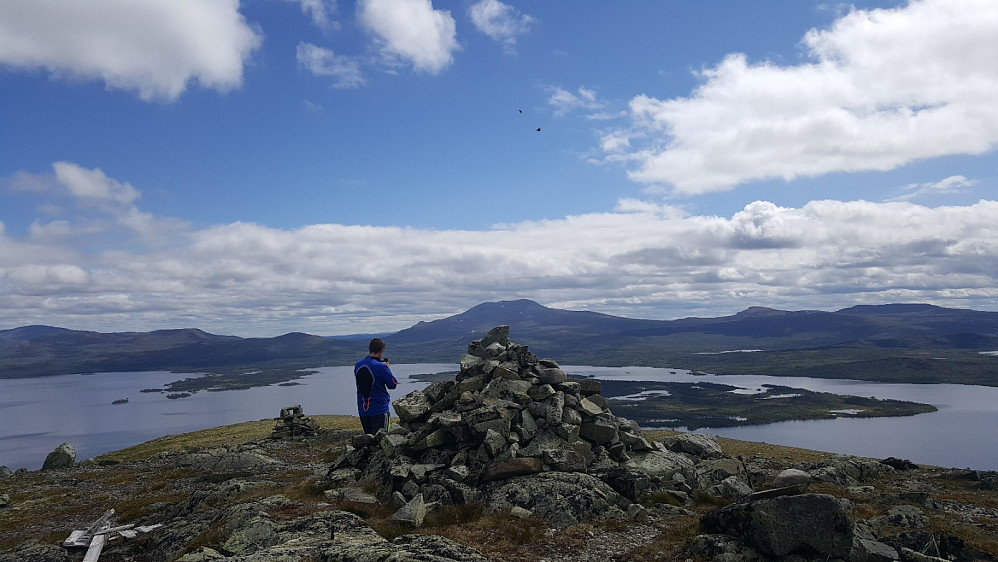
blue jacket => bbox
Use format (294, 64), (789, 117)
(354, 356), (398, 416)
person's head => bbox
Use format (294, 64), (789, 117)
(368, 337), (386, 356)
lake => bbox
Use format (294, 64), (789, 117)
(1, 364), (996, 471)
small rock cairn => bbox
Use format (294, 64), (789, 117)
(270, 404), (320, 439)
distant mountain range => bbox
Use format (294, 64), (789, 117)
(3, 299), (998, 385)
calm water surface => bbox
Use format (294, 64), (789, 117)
(1, 364), (995, 471)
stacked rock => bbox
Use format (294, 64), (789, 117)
(330, 326), (683, 518)
(270, 405), (320, 439)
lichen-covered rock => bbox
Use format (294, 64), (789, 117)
(694, 457), (749, 491)
(809, 455), (893, 486)
(0, 540), (69, 562)
(178, 446), (279, 473)
(487, 472), (626, 528)
(661, 432), (723, 459)
(391, 534), (490, 561)
(221, 515), (279, 555)
(624, 450), (695, 480)
(393, 390), (433, 423)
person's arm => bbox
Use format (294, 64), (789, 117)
(380, 363), (398, 389)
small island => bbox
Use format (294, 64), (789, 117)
(601, 380), (937, 430)
(160, 368), (317, 396)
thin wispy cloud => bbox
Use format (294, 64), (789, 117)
(297, 42), (366, 88)
(284, 0), (340, 31)
(888, 175), (979, 202)
(549, 86), (602, 117)
(469, 0), (535, 54)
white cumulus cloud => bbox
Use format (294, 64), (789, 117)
(0, 0), (263, 102)
(357, 0), (459, 74)
(603, 0), (998, 195)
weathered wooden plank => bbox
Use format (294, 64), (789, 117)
(63, 530), (87, 547)
(82, 533), (107, 562)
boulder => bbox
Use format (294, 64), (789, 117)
(478, 325), (510, 350)
(661, 432), (723, 459)
(327, 487), (380, 506)
(700, 493), (854, 558)
(536, 366), (567, 385)
(853, 537), (900, 562)
(193, 448), (279, 473)
(694, 457), (748, 491)
(41, 442), (75, 470)
(391, 534), (490, 561)
(809, 456), (892, 486)
(624, 449), (695, 480)
(593, 467), (651, 501)
(393, 391), (433, 423)
(579, 416), (618, 445)
(390, 493), (427, 527)
(869, 505), (928, 531)
(487, 472), (625, 528)
(772, 468), (811, 494)
(483, 457), (542, 481)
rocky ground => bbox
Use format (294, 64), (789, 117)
(1, 415), (996, 561)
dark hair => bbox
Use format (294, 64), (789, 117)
(369, 338), (386, 354)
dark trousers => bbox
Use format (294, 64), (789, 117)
(359, 413), (390, 435)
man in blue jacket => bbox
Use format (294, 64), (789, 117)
(354, 337), (398, 435)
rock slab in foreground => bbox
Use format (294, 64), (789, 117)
(700, 493), (854, 558)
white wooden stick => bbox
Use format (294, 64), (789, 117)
(82, 533), (107, 562)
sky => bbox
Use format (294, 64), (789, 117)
(1, 0), (997, 337)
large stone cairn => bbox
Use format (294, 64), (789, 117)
(330, 326), (695, 527)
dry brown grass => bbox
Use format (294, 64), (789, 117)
(414, 507), (549, 561)
(96, 415), (362, 463)
(622, 515), (703, 561)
